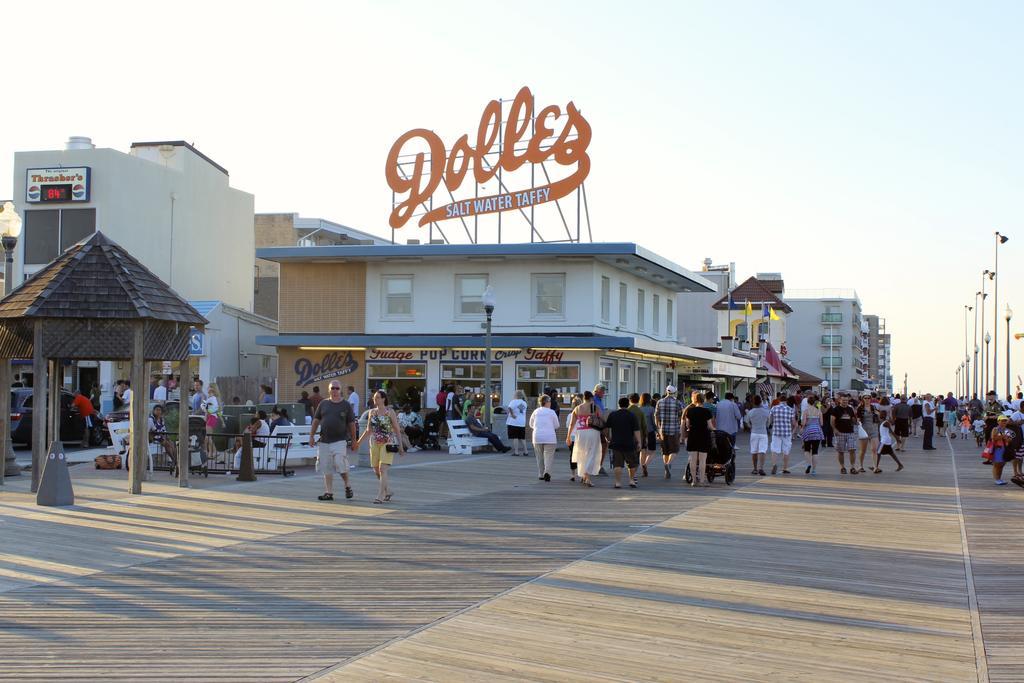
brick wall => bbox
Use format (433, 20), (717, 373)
(279, 262), (366, 333)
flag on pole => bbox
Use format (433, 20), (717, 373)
(728, 291), (736, 311)
(769, 306), (781, 321)
(762, 303), (770, 319)
(744, 300), (752, 316)
(763, 342), (786, 376)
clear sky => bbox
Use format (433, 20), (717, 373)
(1, 0), (1021, 393)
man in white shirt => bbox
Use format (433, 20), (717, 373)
(153, 379), (168, 404)
(122, 382), (133, 406)
(921, 394), (936, 450)
(346, 386), (361, 414)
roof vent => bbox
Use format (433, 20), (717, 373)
(406, 239), (420, 245)
(66, 136), (94, 150)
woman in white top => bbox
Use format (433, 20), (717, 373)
(566, 391), (602, 487)
(202, 384), (222, 463)
(506, 390), (529, 456)
(529, 394), (560, 481)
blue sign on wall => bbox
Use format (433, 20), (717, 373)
(189, 328), (205, 356)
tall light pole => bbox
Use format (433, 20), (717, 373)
(985, 332), (992, 395)
(481, 285), (496, 431)
(964, 304), (972, 396)
(995, 232), (1009, 394)
(0, 202), (22, 484)
(982, 270), (994, 394)
(974, 290), (982, 397)
(1005, 305), (1013, 399)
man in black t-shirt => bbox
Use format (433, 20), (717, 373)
(604, 396), (641, 489)
(830, 393), (859, 474)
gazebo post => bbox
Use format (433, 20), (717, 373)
(31, 321), (46, 493)
(129, 322), (147, 494)
(48, 359), (60, 446)
(177, 358), (189, 488)
(0, 360), (9, 485)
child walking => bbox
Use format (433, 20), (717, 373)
(960, 413), (971, 440)
(874, 418), (904, 472)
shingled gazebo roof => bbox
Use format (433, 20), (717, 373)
(0, 231), (206, 324)
(0, 232), (207, 361)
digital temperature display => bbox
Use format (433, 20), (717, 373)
(39, 185), (71, 202)
(26, 167), (91, 203)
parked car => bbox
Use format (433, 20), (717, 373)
(10, 389), (105, 447)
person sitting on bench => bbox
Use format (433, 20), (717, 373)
(464, 408), (511, 453)
(148, 404), (177, 464)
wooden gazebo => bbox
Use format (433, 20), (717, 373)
(0, 232), (207, 495)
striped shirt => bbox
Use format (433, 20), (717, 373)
(769, 404), (796, 439)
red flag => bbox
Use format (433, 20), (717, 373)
(763, 342), (785, 376)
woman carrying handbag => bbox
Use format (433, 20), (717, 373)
(356, 390), (405, 503)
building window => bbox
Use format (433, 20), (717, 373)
(736, 323), (748, 342)
(600, 276), (610, 323)
(532, 273), (565, 318)
(667, 299), (674, 337)
(619, 364), (632, 398)
(516, 362), (580, 409)
(653, 294), (660, 333)
(455, 274), (489, 317)
(367, 362), (426, 411)
(442, 363), (502, 411)
(24, 208), (96, 264)
(381, 275), (413, 318)
(637, 289), (645, 330)
(619, 282), (627, 326)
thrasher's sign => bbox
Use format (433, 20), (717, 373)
(385, 86), (592, 229)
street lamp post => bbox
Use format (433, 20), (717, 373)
(981, 271), (993, 395)
(964, 304), (972, 397)
(995, 232), (1009, 394)
(0, 202), (23, 483)
(482, 285), (496, 431)
(1005, 305), (1013, 399)
(985, 332), (992, 395)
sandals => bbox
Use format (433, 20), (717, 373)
(858, 468), (866, 473)
(373, 498), (384, 504)
(782, 470), (791, 475)
(384, 492), (393, 502)
(873, 468), (882, 473)
(317, 493), (334, 501)
(840, 468), (848, 474)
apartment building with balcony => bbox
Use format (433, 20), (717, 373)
(865, 314), (894, 392)
(785, 289), (870, 392)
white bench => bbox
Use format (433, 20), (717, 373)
(446, 419), (490, 455)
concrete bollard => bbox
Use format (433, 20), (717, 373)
(37, 441), (75, 506)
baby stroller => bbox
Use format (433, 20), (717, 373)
(685, 429), (736, 485)
(421, 410), (443, 451)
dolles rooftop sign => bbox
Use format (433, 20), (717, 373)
(385, 86), (592, 229)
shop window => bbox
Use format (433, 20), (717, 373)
(367, 362), (426, 411)
(619, 282), (627, 326)
(600, 276), (610, 323)
(442, 363), (502, 411)
(456, 274), (488, 317)
(619, 365), (632, 398)
(653, 294), (660, 333)
(516, 362), (580, 409)
(381, 275), (413, 318)
(532, 273), (565, 318)
(637, 289), (645, 330)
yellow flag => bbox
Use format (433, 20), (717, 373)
(769, 306), (781, 321)
(744, 300), (752, 316)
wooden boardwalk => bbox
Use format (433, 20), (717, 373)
(0, 435), (1020, 681)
